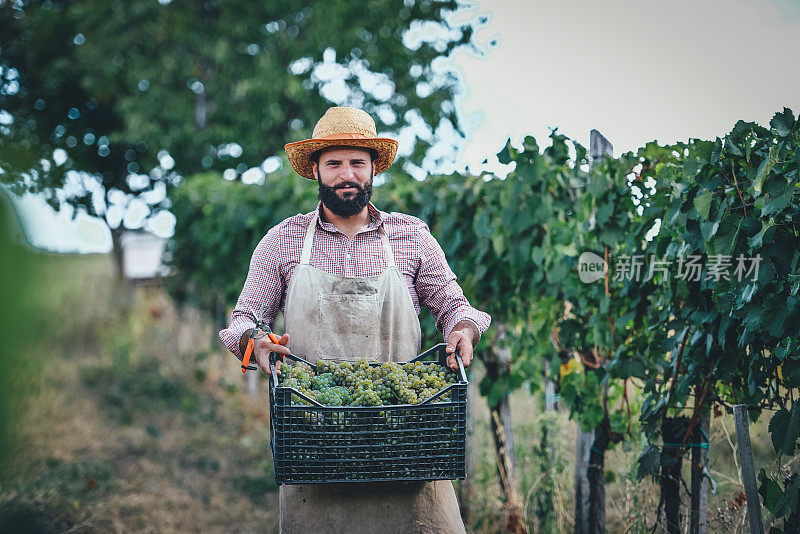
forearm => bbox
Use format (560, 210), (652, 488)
(415, 224), (492, 342)
(218, 231), (284, 358)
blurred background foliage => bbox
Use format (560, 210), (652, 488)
(1, 0), (477, 279)
(0, 191), (34, 475)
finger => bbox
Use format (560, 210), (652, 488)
(457, 339), (473, 367)
(267, 359), (282, 376)
(446, 332), (463, 354)
(255, 352), (282, 376)
(271, 342), (291, 356)
(259, 338), (290, 356)
(278, 333), (290, 346)
(446, 354), (458, 371)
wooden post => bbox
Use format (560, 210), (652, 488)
(573, 129), (613, 534)
(588, 419), (610, 534)
(733, 404), (764, 534)
(589, 129), (613, 167)
(544, 360), (557, 411)
(690, 412), (710, 534)
(575, 429), (593, 534)
(661, 417), (688, 534)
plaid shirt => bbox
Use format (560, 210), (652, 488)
(219, 202), (491, 358)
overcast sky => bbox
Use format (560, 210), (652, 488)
(8, 0), (800, 253)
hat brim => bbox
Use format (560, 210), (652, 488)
(284, 137), (398, 180)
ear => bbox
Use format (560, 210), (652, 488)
(310, 161), (319, 180)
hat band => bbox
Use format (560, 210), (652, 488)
(316, 132), (371, 140)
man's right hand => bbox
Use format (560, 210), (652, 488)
(253, 332), (290, 376)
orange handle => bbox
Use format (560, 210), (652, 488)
(242, 337), (255, 373)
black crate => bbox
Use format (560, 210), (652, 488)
(267, 343), (467, 485)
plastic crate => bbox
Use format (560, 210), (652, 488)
(267, 343), (467, 485)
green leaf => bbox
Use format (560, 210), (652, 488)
(770, 107), (796, 138)
(492, 233), (506, 255)
(497, 139), (514, 164)
(595, 201), (613, 226)
(700, 221), (719, 242)
(762, 181), (797, 218)
(769, 401), (800, 456)
(759, 468), (783, 514)
(637, 444), (660, 480)
(610, 412), (627, 435)
(724, 136), (743, 156)
(712, 217), (739, 254)
(554, 242), (578, 257)
(753, 145), (779, 195)
(774, 475), (800, 519)
(761, 294), (789, 337)
(693, 189), (713, 220)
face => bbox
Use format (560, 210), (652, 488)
(312, 147), (374, 218)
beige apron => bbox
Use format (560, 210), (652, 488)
(278, 212), (466, 534)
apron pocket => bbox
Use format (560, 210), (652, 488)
(317, 293), (382, 360)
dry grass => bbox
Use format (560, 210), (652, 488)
(1, 254), (278, 533)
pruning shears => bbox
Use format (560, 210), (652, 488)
(241, 321), (283, 373)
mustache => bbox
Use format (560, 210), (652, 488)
(333, 182), (362, 190)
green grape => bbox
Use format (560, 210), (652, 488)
(311, 372), (335, 389)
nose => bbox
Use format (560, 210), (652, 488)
(336, 163), (360, 184)
(340, 163), (357, 179)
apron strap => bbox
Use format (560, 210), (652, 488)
(300, 212), (318, 265)
(378, 225), (396, 269)
(301, 210), (396, 269)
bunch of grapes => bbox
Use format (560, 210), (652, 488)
(277, 357), (459, 406)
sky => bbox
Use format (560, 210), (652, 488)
(7, 0), (800, 253)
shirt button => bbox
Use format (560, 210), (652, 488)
(346, 253), (351, 260)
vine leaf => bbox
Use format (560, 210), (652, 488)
(761, 181), (798, 218)
(774, 476), (800, 519)
(770, 107), (796, 138)
(753, 145), (779, 195)
(769, 400), (800, 456)
(637, 444), (660, 480)
(758, 468), (783, 514)
(693, 189), (713, 220)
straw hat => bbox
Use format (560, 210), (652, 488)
(284, 107), (398, 180)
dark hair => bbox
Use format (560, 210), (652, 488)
(311, 145), (378, 164)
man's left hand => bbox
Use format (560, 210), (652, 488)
(445, 320), (479, 371)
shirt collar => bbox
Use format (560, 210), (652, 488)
(315, 201), (386, 234)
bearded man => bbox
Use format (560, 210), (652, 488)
(219, 106), (490, 533)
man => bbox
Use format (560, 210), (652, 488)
(219, 106), (491, 533)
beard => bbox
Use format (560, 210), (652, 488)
(317, 175), (373, 218)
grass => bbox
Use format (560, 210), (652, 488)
(0, 253), (278, 532)
(0, 251), (792, 533)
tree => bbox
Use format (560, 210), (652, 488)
(0, 0), (476, 278)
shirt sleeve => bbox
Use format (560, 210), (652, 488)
(218, 227), (284, 358)
(414, 222), (492, 340)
